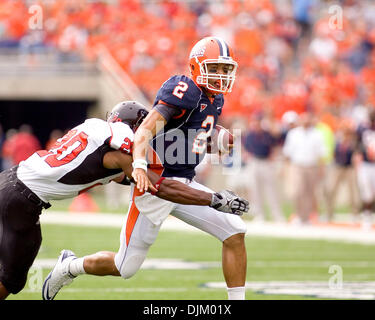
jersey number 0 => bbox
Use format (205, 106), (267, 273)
(37, 129), (88, 167)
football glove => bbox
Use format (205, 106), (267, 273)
(210, 190), (250, 216)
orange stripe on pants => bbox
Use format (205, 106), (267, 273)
(125, 187), (144, 246)
(124, 166), (164, 246)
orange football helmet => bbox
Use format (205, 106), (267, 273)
(189, 37), (238, 94)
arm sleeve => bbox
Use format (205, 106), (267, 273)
(153, 103), (181, 122)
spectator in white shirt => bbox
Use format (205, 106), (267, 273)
(283, 112), (327, 224)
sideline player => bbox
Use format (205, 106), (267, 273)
(129, 36), (247, 300)
(0, 101), (249, 300)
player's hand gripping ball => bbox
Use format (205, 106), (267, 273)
(207, 125), (234, 154)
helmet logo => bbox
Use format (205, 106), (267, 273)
(190, 45), (206, 59)
(109, 111), (121, 123)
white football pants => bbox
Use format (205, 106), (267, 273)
(114, 179), (247, 279)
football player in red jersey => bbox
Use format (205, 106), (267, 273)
(0, 100), (248, 300)
(129, 37), (248, 300)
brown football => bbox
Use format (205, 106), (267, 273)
(207, 125), (234, 154)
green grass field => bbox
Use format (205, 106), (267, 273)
(8, 223), (375, 300)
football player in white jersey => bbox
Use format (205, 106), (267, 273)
(0, 101), (249, 300)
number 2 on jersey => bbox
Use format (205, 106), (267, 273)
(192, 115), (214, 154)
(37, 129), (88, 167)
(172, 81), (188, 99)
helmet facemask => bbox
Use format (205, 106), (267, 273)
(196, 59), (238, 94)
(132, 109), (149, 132)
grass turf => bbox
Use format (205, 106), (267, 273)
(8, 224), (375, 300)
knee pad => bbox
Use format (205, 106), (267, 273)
(227, 214), (247, 235)
(115, 214), (160, 279)
(115, 236), (152, 280)
(118, 253), (147, 279)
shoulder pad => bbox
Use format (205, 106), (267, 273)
(153, 75), (202, 110)
(84, 118), (107, 127)
(81, 118), (110, 134)
(108, 122), (134, 153)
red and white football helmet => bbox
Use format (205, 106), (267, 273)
(189, 36), (238, 94)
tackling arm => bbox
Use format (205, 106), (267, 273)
(146, 169), (211, 205)
(147, 170), (249, 216)
(103, 151), (249, 215)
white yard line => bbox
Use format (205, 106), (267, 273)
(39, 211), (375, 245)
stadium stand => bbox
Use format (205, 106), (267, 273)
(1, 0), (374, 120)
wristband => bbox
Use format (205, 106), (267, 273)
(210, 192), (224, 209)
(150, 177), (165, 195)
(132, 158), (148, 172)
(210, 193), (216, 207)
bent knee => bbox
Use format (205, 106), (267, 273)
(116, 253), (147, 279)
(223, 232), (246, 247)
(226, 215), (247, 236)
(115, 237), (150, 280)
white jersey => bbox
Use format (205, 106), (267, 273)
(17, 118), (134, 202)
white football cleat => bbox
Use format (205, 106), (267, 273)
(42, 249), (77, 300)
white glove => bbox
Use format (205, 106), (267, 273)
(210, 190), (250, 216)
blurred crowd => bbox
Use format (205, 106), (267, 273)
(1, 0), (375, 227)
(1, 0), (375, 117)
(196, 106), (375, 229)
(0, 124), (60, 171)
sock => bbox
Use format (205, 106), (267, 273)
(227, 286), (246, 300)
(68, 257), (86, 277)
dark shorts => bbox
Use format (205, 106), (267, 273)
(0, 166), (50, 294)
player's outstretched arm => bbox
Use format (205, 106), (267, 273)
(147, 170), (249, 216)
(103, 150), (249, 215)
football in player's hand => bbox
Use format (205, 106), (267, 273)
(207, 125), (234, 154)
